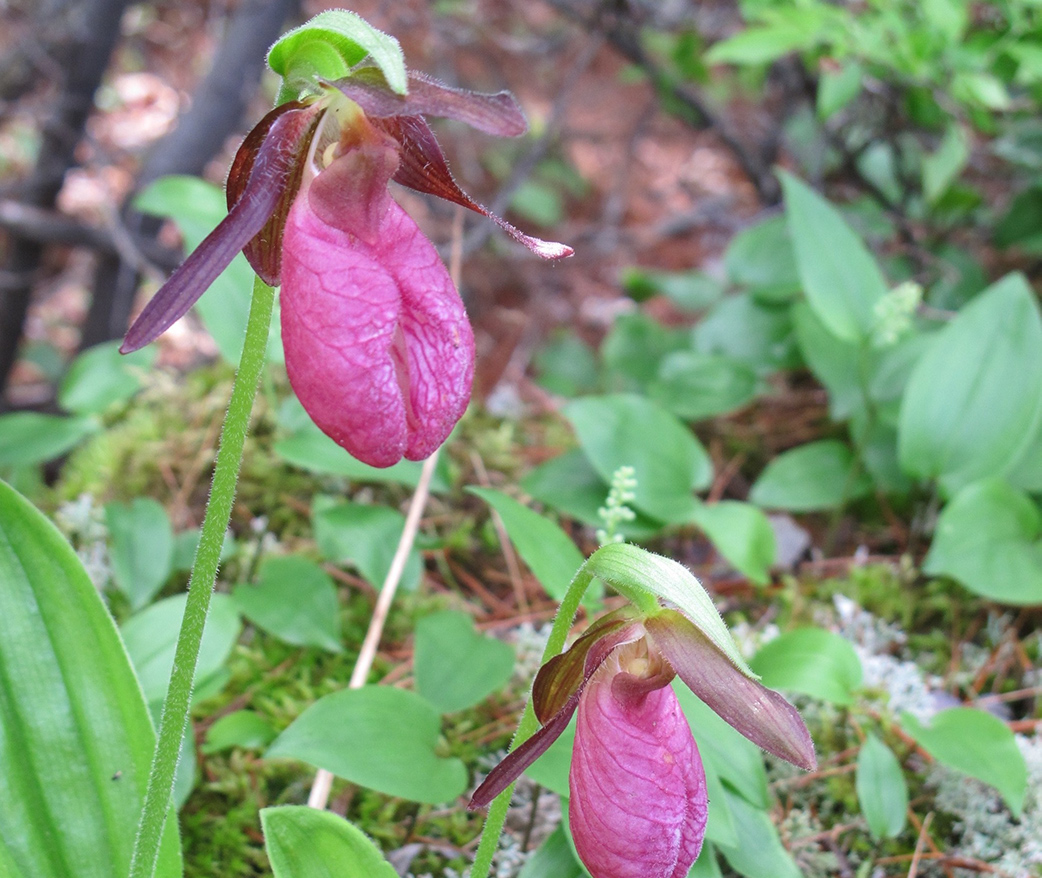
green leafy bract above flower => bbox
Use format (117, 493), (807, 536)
(268, 9), (408, 101)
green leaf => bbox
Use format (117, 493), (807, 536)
(0, 413), (98, 467)
(601, 312), (687, 390)
(468, 488), (589, 602)
(274, 418), (449, 491)
(0, 480), (181, 878)
(262, 806), (397, 878)
(688, 500), (775, 585)
(716, 790), (801, 878)
(673, 682), (769, 809)
(856, 734), (908, 839)
(267, 686), (468, 803)
(750, 628), (862, 704)
(202, 710), (277, 754)
(898, 274), (1042, 496)
(706, 24), (818, 66)
(649, 351), (760, 421)
(781, 170), (889, 341)
(692, 293), (798, 375)
(620, 267), (723, 311)
(563, 394), (712, 523)
(58, 341), (155, 415)
(532, 331), (600, 397)
(313, 502), (422, 592)
(232, 556), (343, 651)
(121, 593), (241, 704)
(791, 302), (864, 420)
(817, 61), (862, 119)
(900, 708), (1027, 816)
(135, 176), (283, 364)
(520, 450), (662, 539)
(105, 497), (175, 610)
(922, 124), (969, 205)
(923, 478), (1042, 605)
(413, 610), (514, 713)
(268, 10), (407, 97)
(749, 440), (872, 511)
(723, 216), (800, 302)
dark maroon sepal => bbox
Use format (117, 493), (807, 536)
(121, 104), (321, 353)
(226, 101), (325, 285)
(376, 114), (572, 259)
(646, 609), (818, 771)
(331, 67), (528, 136)
(532, 607), (644, 723)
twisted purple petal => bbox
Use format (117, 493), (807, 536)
(121, 104), (320, 352)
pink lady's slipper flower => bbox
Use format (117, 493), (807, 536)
(470, 604), (816, 878)
(121, 67), (570, 467)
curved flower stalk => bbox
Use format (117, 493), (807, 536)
(470, 549), (817, 878)
(122, 66), (571, 467)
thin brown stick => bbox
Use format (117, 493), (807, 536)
(307, 207), (466, 810)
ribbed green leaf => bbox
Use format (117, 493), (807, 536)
(0, 480), (181, 878)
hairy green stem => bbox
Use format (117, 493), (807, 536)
(470, 566), (594, 878)
(129, 276), (274, 878)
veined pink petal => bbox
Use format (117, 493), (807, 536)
(280, 152), (474, 468)
(570, 646), (708, 878)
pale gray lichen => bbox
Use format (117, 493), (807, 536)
(54, 493), (111, 590)
(929, 735), (1042, 878)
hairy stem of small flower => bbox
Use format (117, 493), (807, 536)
(470, 566), (593, 877)
(129, 275), (274, 878)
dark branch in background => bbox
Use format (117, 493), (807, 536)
(82, 0), (301, 352)
(0, 0), (130, 409)
(546, 0), (784, 205)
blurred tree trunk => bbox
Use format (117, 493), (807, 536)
(0, 0), (129, 409)
(80, 0), (301, 352)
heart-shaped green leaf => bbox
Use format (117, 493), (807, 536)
(901, 708), (1027, 816)
(121, 593), (241, 704)
(414, 610), (514, 714)
(267, 686), (467, 803)
(563, 394), (711, 523)
(750, 628), (863, 705)
(262, 806), (397, 878)
(314, 502), (422, 592)
(233, 555), (342, 651)
(924, 478), (1042, 605)
(689, 500), (776, 585)
(749, 440), (871, 511)
(105, 497), (175, 610)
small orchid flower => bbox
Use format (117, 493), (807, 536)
(121, 66), (570, 467)
(469, 552), (817, 878)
